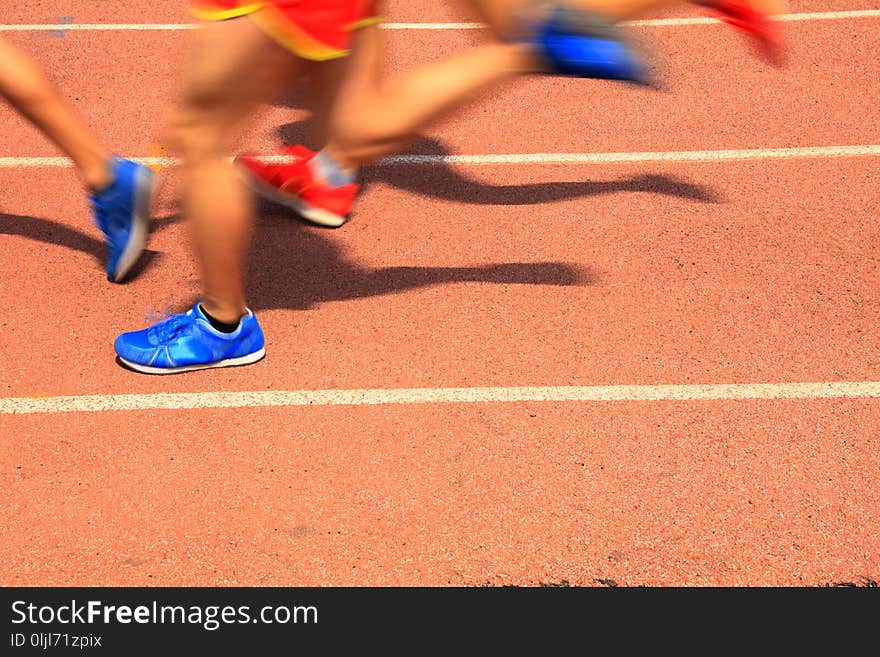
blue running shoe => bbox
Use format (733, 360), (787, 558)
(525, 6), (650, 84)
(89, 156), (154, 283)
(115, 303), (266, 374)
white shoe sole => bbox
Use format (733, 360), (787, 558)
(237, 163), (348, 228)
(118, 347), (266, 375)
(111, 166), (155, 282)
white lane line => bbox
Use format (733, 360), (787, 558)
(382, 145), (880, 165)
(1, 145), (879, 169)
(627, 8), (880, 25)
(1, 9), (879, 31)
(4, 381), (880, 414)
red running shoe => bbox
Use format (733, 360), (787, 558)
(707, 0), (786, 65)
(235, 145), (358, 228)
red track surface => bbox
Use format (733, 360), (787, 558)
(1, 1), (878, 586)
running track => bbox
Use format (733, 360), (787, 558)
(1, 0), (878, 586)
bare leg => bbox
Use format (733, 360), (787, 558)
(303, 56), (351, 148)
(0, 36), (112, 190)
(317, 24), (537, 168)
(169, 16), (305, 322)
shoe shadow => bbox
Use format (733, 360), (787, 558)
(0, 212), (183, 282)
(244, 209), (595, 312)
(274, 120), (722, 206)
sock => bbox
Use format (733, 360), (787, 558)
(309, 149), (357, 187)
(199, 305), (241, 333)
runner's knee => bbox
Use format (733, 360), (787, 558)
(167, 105), (229, 160)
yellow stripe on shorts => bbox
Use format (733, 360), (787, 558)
(190, 2), (264, 22)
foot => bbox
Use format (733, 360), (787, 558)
(115, 303), (266, 374)
(518, 5), (651, 84)
(703, 0), (787, 65)
(235, 146), (359, 228)
(89, 157), (155, 282)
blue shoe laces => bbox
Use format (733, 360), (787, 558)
(148, 312), (192, 345)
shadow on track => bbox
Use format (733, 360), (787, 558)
(274, 118), (723, 206)
(0, 210), (594, 312)
(0, 211), (166, 282)
(244, 209), (595, 311)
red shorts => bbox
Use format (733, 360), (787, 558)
(190, 0), (381, 60)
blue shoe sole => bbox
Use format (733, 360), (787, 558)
(108, 165), (155, 283)
(116, 347), (266, 375)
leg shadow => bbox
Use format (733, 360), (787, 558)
(271, 121), (722, 207)
(246, 211), (595, 312)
